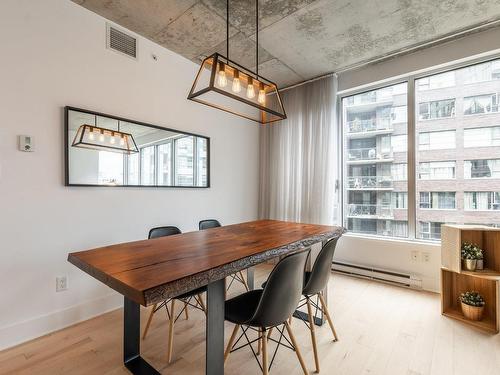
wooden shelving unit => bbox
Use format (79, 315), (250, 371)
(441, 225), (500, 333)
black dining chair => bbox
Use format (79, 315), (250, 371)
(142, 226), (207, 364)
(292, 238), (341, 373)
(224, 251), (309, 375)
(199, 219), (249, 291)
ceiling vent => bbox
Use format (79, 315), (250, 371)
(106, 24), (137, 59)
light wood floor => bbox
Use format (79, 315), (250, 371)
(1, 265), (500, 375)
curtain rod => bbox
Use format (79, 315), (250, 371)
(280, 18), (500, 93)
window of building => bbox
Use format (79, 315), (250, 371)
(392, 192), (407, 209)
(418, 130), (456, 150)
(419, 161), (456, 179)
(419, 192), (456, 209)
(464, 192), (500, 210)
(417, 71), (455, 90)
(464, 126), (500, 147)
(391, 163), (407, 181)
(418, 99), (455, 120)
(464, 94), (498, 115)
(157, 142), (172, 186)
(462, 60), (500, 84)
(464, 159), (500, 178)
(419, 222), (443, 240)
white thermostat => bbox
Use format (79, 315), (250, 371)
(18, 135), (34, 152)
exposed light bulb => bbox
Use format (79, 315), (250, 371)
(232, 69), (241, 93)
(120, 135), (125, 146)
(110, 132), (116, 144)
(88, 127), (95, 140)
(258, 83), (266, 105)
(246, 77), (255, 99)
(99, 131), (105, 142)
(217, 62), (227, 87)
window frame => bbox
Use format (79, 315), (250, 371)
(340, 54), (500, 243)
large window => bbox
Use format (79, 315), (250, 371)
(342, 57), (500, 241)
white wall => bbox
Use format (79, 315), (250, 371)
(335, 27), (500, 294)
(0, 0), (259, 350)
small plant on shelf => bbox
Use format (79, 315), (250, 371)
(459, 291), (485, 321)
(461, 242), (484, 271)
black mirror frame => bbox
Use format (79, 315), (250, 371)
(64, 106), (211, 188)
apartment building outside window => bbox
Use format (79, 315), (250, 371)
(342, 57), (500, 241)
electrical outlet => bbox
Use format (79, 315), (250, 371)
(422, 252), (431, 263)
(56, 276), (68, 292)
(411, 250), (420, 262)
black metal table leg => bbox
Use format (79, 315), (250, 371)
(124, 297), (160, 375)
(247, 267), (254, 290)
(206, 279), (225, 375)
(293, 309), (324, 326)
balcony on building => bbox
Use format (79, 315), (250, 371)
(347, 175), (394, 190)
(347, 147), (394, 164)
(346, 203), (394, 219)
(346, 116), (394, 138)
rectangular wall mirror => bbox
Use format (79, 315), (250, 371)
(65, 107), (210, 187)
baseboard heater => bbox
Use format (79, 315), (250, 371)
(332, 261), (423, 289)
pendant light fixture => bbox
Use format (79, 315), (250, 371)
(72, 115), (138, 154)
(188, 0), (286, 124)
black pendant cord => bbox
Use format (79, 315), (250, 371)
(256, 0), (259, 79)
(94, 115), (97, 127)
(226, 0), (229, 61)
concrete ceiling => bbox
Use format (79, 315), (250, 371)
(73, 0), (500, 87)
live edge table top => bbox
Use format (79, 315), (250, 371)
(68, 220), (345, 306)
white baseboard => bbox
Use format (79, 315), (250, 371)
(0, 293), (123, 351)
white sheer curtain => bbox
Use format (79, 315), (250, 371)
(258, 75), (340, 225)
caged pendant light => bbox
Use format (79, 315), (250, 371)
(187, 0), (286, 124)
(72, 115), (138, 154)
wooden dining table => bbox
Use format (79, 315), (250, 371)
(68, 219), (344, 375)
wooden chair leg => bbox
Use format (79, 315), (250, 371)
(306, 298), (320, 373)
(142, 303), (157, 340)
(318, 293), (338, 341)
(284, 321), (308, 375)
(167, 299), (176, 363)
(224, 324), (240, 363)
(239, 271), (249, 291)
(184, 301), (189, 320)
(257, 327), (262, 355)
(266, 327), (273, 342)
(262, 329), (268, 375)
(197, 293), (207, 315)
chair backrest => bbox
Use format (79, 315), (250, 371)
(249, 251), (308, 328)
(199, 219), (221, 230)
(148, 226), (181, 239)
(302, 237), (339, 296)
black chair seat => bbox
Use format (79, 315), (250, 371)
(176, 286), (207, 300)
(225, 289), (263, 325)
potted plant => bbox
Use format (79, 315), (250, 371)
(461, 242), (484, 271)
(459, 291), (485, 321)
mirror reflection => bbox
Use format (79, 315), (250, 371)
(66, 107), (209, 187)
